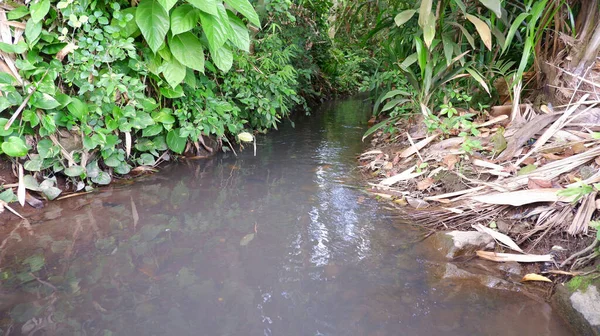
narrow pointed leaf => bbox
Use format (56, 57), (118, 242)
(466, 14), (492, 50)
(478, 0), (502, 18)
(394, 9), (416, 27)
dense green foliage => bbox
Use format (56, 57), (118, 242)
(0, 0), (342, 200)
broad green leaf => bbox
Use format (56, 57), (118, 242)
(228, 12), (250, 51)
(7, 6), (29, 20)
(0, 41), (28, 54)
(67, 97), (88, 121)
(224, 0), (260, 27)
(423, 13), (435, 48)
(466, 14), (492, 50)
(30, 0), (50, 23)
(159, 85), (185, 98)
(400, 52), (417, 70)
(414, 37), (426, 76)
(25, 19), (42, 45)
(211, 44), (233, 72)
(171, 5), (200, 35)
(31, 92), (60, 109)
(0, 97), (10, 114)
(394, 9), (416, 27)
(24, 158), (43, 172)
(0, 118), (14, 136)
(478, 0), (502, 18)
(136, 0), (170, 53)
(157, 0), (177, 11)
(362, 118), (395, 141)
(162, 57), (186, 88)
(198, 8), (230, 52)
(466, 67), (491, 95)
(166, 129), (187, 154)
(168, 32), (205, 72)
(153, 108), (176, 124)
(187, 0), (218, 15)
(1, 137), (28, 157)
(142, 124), (163, 137)
(64, 165), (86, 177)
(120, 8), (140, 37)
(39, 179), (61, 200)
(382, 98), (409, 112)
(418, 0), (432, 27)
(92, 171), (111, 185)
(37, 139), (59, 158)
(0, 73), (16, 85)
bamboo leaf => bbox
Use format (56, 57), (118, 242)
(502, 12), (529, 54)
(423, 13), (436, 48)
(466, 67), (490, 95)
(418, 0), (432, 27)
(394, 9), (416, 27)
(478, 0), (502, 18)
(466, 14), (492, 50)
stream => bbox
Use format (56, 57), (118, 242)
(0, 98), (573, 335)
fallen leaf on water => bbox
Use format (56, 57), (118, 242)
(417, 177), (435, 190)
(240, 233), (255, 246)
(522, 273), (552, 283)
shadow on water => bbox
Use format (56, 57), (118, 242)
(0, 98), (573, 335)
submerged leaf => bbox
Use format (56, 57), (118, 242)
(240, 233), (255, 246)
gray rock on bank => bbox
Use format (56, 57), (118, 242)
(422, 230), (495, 260)
(553, 284), (600, 336)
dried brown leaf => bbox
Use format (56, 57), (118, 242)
(476, 251), (553, 263)
(442, 154), (458, 169)
(528, 178), (553, 189)
(417, 177), (434, 190)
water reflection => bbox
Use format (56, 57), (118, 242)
(0, 99), (572, 335)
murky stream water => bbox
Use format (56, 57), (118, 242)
(0, 98), (573, 335)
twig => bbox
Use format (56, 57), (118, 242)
(406, 132), (423, 162)
(30, 272), (57, 292)
(560, 239), (599, 268)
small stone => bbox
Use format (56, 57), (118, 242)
(570, 285), (600, 327)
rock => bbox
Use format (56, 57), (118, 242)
(436, 262), (521, 292)
(421, 231), (495, 260)
(552, 283), (600, 336)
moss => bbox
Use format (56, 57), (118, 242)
(567, 275), (593, 292)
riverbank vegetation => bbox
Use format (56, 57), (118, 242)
(0, 0), (360, 207)
(355, 0), (600, 274)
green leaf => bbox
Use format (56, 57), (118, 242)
(394, 9), (416, 27)
(227, 12), (250, 52)
(142, 124), (163, 137)
(442, 35), (454, 66)
(502, 13), (529, 54)
(136, 0), (170, 53)
(153, 108), (176, 124)
(168, 32), (205, 72)
(450, 22), (475, 48)
(162, 57), (186, 88)
(171, 5), (200, 35)
(24, 157), (43, 171)
(91, 171), (111, 185)
(211, 44), (233, 72)
(224, 0), (260, 27)
(37, 139), (59, 158)
(67, 97), (88, 121)
(0, 41), (28, 54)
(31, 92), (60, 110)
(157, 0), (177, 11)
(166, 129), (187, 154)
(0, 118), (14, 136)
(517, 164), (537, 176)
(0, 189), (17, 203)
(7, 6), (29, 20)
(478, 0), (502, 18)
(159, 85), (185, 98)
(30, 0), (50, 23)
(39, 179), (61, 200)
(25, 19), (43, 45)
(64, 165), (86, 177)
(198, 9), (230, 52)
(1, 137), (28, 157)
(187, 0), (218, 15)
